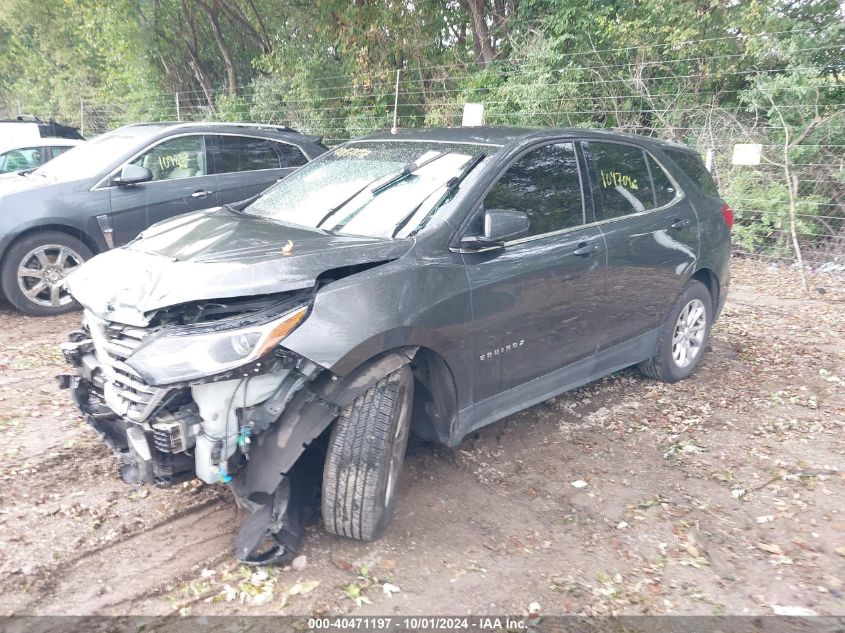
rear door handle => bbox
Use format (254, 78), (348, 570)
(572, 242), (600, 257)
(191, 189), (214, 198)
(670, 218), (691, 230)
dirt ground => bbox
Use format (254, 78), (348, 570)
(0, 258), (843, 617)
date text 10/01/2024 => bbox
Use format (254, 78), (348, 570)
(307, 617), (535, 630)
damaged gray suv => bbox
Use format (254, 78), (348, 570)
(61, 127), (731, 563)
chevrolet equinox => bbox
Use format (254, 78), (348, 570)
(61, 126), (731, 563)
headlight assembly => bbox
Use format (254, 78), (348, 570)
(125, 305), (308, 385)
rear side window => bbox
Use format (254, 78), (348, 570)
(663, 148), (719, 197)
(483, 142), (585, 238)
(210, 136), (307, 174)
(583, 142), (655, 219)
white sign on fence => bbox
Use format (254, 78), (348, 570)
(462, 103), (485, 127)
(732, 143), (762, 166)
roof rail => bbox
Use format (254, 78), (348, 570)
(0, 114), (43, 123)
(165, 121), (300, 134)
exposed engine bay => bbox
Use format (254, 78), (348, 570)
(59, 289), (416, 564)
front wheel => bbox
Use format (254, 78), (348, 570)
(322, 365), (414, 541)
(1, 231), (92, 316)
(639, 280), (712, 383)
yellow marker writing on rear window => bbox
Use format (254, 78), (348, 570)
(600, 169), (638, 190)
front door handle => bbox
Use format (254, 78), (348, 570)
(572, 242), (600, 257)
(670, 218), (691, 230)
(191, 189), (214, 198)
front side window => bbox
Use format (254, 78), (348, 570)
(244, 141), (489, 239)
(209, 136), (307, 173)
(482, 142), (584, 238)
(0, 147), (44, 172)
(584, 142), (655, 219)
(131, 135), (207, 181)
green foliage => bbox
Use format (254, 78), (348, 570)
(0, 0), (842, 259)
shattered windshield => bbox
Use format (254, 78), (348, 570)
(243, 141), (489, 238)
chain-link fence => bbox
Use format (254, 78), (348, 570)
(3, 35), (843, 267)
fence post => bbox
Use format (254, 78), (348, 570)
(80, 98), (84, 136)
(705, 147), (715, 172)
(391, 69), (401, 133)
(175, 92), (181, 122)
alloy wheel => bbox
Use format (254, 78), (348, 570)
(16, 244), (84, 308)
(671, 298), (707, 368)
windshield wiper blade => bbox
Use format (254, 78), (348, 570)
(317, 151), (448, 231)
(390, 153), (487, 238)
(315, 173), (385, 230)
(370, 151), (447, 195)
(223, 194), (261, 216)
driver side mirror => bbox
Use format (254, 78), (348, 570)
(460, 208), (530, 250)
(113, 163), (152, 186)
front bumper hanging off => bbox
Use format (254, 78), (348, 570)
(59, 323), (418, 564)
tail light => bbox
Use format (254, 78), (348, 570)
(721, 203), (734, 230)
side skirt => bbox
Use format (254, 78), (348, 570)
(452, 329), (659, 446)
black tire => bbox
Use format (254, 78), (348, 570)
(1, 231), (92, 316)
(638, 280), (712, 383)
(322, 365), (414, 541)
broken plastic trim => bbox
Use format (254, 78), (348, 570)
(232, 347), (418, 565)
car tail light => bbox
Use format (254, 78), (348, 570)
(721, 204), (734, 230)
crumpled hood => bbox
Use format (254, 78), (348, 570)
(67, 207), (412, 326)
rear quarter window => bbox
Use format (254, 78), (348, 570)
(663, 148), (719, 197)
(646, 153), (679, 207)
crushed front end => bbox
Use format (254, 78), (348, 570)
(59, 293), (330, 564)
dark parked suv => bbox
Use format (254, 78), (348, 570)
(0, 122), (327, 315)
(61, 127), (731, 563)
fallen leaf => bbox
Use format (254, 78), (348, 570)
(682, 542), (702, 558)
(251, 589), (273, 606)
(219, 585), (238, 603)
(834, 546), (845, 557)
(770, 605), (818, 616)
(757, 542), (783, 555)
(288, 580), (319, 596)
(380, 559), (396, 572)
(382, 582), (401, 597)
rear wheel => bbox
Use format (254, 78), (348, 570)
(322, 365), (414, 541)
(1, 231), (91, 316)
(639, 280), (712, 383)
